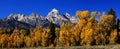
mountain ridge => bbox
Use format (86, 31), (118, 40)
(5, 8), (78, 28)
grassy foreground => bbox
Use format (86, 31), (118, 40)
(2, 45), (120, 49)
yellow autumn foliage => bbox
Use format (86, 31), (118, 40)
(0, 10), (118, 48)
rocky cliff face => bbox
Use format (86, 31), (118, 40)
(6, 8), (78, 27)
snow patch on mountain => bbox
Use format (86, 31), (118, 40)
(6, 8), (78, 27)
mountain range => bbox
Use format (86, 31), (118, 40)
(0, 8), (78, 29)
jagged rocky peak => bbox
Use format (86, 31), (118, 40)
(51, 8), (59, 14)
(7, 13), (25, 20)
(29, 13), (39, 18)
(28, 13), (45, 20)
(47, 8), (60, 17)
(5, 8), (78, 27)
(46, 8), (71, 25)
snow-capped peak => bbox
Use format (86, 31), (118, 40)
(6, 8), (78, 27)
(7, 13), (25, 21)
(46, 8), (61, 21)
(46, 8), (75, 24)
(51, 8), (59, 14)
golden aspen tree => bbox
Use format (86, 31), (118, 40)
(59, 23), (76, 46)
(20, 29), (26, 38)
(76, 11), (99, 46)
(54, 28), (60, 47)
(0, 29), (4, 34)
(33, 26), (43, 46)
(99, 14), (115, 45)
(109, 29), (117, 44)
(41, 29), (51, 47)
(7, 34), (14, 48)
(0, 34), (9, 48)
(24, 36), (32, 47)
(75, 11), (90, 45)
(13, 29), (20, 35)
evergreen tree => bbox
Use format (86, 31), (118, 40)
(49, 22), (56, 45)
(108, 8), (116, 18)
(108, 8), (116, 28)
(117, 19), (120, 43)
(108, 8), (120, 43)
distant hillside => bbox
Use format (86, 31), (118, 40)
(0, 19), (35, 30)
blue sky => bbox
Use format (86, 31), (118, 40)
(0, 0), (120, 19)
